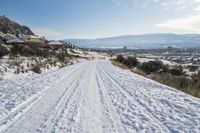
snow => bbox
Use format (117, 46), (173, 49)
(7, 38), (24, 43)
(137, 57), (178, 65)
(0, 55), (86, 80)
(160, 59), (178, 65)
(137, 57), (155, 63)
(48, 40), (64, 45)
(67, 49), (108, 59)
(0, 60), (200, 133)
(0, 32), (6, 38)
(0, 57), (36, 79)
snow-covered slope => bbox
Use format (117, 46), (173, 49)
(0, 60), (199, 133)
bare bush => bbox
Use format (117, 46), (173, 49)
(14, 67), (20, 74)
(0, 45), (9, 58)
(32, 64), (41, 74)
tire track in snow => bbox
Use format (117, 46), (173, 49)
(49, 63), (89, 133)
(37, 64), (88, 133)
(100, 61), (200, 132)
(0, 63), (80, 119)
(96, 67), (127, 133)
(78, 61), (103, 133)
(98, 63), (169, 132)
(1, 60), (200, 133)
(1, 62), (87, 131)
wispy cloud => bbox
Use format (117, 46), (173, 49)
(156, 15), (200, 32)
(32, 28), (63, 40)
(112, 0), (200, 12)
(111, 0), (200, 33)
(155, 0), (200, 32)
(159, 0), (200, 11)
(111, 0), (150, 10)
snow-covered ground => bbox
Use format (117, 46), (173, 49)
(0, 50), (102, 79)
(137, 57), (178, 66)
(0, 60), (200, 133)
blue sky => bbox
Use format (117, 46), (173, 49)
(1, 0), (200, 39)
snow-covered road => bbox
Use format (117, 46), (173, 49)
(0, 60), (200, 133)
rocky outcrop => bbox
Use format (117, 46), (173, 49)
(0, 15), (34, 36)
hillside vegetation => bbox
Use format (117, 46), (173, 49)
(0, 16), (97, 79)
(0, 43), (91, 78)
(113, 55), (200, 98)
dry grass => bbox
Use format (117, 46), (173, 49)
(8, 60), (21, 66)
(152, 73), (200, 98)
(112, 59), (200, 98)
(133, 68), (146, 76)
(31, 63), (41, 74)
(111, 60), (129, 70)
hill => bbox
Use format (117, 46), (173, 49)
(0, 15), (34, 36)
(65, 33), (200, 49)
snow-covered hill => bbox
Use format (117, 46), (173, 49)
(0, 60), (199, 133)
(0, 44), (105, 79)
(65, 33), (200, 49)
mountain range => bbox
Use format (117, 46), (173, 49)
(1, 16), (200, 49)
(65, 33), (200, 49)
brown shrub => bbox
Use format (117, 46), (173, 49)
(134, 69), (146, 76)
(0, 45), (9, 58)
(14, 67), (20, 74)
(112, 60), (129, 69)
(32, 64), (41, 74)
(8, 60), (21, 66)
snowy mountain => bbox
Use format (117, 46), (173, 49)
(65, 33), (200, 49)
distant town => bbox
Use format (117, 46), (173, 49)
(94, 46), (200, 66)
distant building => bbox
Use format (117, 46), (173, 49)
(47, 40), (64, 45)
(1, 32), (44, 44)
(21, 35), (43, 44)
(123, 46), (127, 50)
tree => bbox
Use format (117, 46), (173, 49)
(139, 60), (164, 74)
(116, 55), (126, 63)
(123, 56), (139, 67)
(170, 66), (183, 76)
